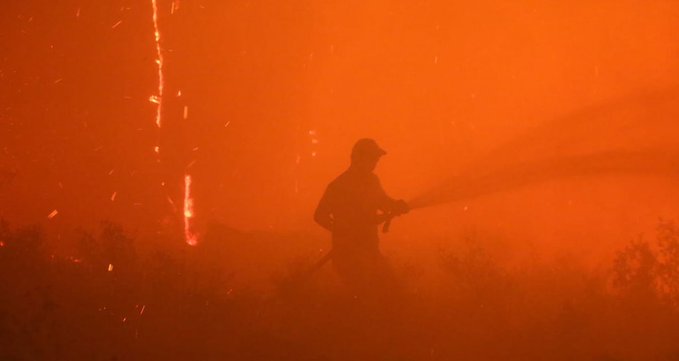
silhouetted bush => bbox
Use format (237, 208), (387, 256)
(1, 219), (679, 361)
(613, 219), (679, 306)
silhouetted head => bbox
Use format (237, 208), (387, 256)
(350, 138), (386, 173)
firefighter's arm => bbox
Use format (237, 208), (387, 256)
(375, 177), (409, 217)
(314, 186), (334, 232)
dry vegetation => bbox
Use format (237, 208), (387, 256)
(2, 220), (679, 361)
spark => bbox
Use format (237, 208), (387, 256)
(307, 130), (320, 158)
(183, 106), (188, 119)
(111, 20), (122, 29)
(166, 196), (177, 212)
(171, 0), (181, 14)
(139, 305), (146, 315)
(0, 241), (5, 247)
(108, 263), (114, 272)
(111, 191), (117, 201)
(47, 209), (59, 219)
(183, 174), (197, 246)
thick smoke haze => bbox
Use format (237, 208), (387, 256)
(2, 2), (679, 359)
(3, 1), (678, 238)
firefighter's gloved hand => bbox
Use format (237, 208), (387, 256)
(393, 199), (410, 216)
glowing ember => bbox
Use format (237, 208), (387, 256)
(47, 209), (59, 219)
(183, 174), (198, 246)
(107, 263), (114, 272)
(308, 129), (319, 157)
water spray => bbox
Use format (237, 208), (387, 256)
(407, 149), (679, 211)
(391, 88), (679, 228)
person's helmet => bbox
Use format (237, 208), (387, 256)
(351, 138), (386, 162)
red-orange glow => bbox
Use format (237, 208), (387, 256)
(2, 2), (679, 359)
(183, 174), (197, 246)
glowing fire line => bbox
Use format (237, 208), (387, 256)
(183, 174), (197, 246)
(151, 0), (164, 133)
(150, 0), (197, 245)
